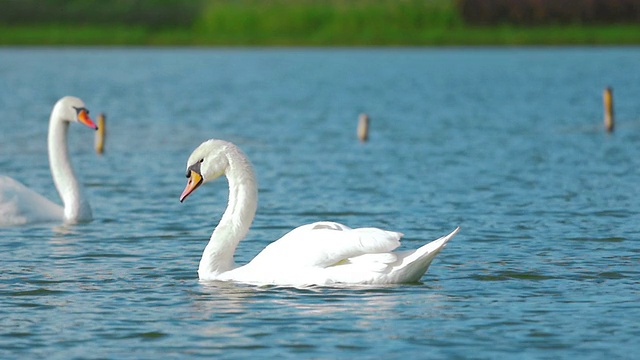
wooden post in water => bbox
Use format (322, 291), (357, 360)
(357, 113), (369, 142)
(95, 113), (106, 154)
(603, 87), (614, 132)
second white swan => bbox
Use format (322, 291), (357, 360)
(180, 139), (459, 286)
(0, 96), (97, 226)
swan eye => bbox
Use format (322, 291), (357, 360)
(186, 159), (203, 178)
(72, 106), (88, 115)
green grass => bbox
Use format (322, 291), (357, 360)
(191, 0), (460, 45)
(427, 24), (640, 46)
(3, 24), (638, 46)
(446, 24), (640, 46)
(0, 25), (151, 46)
(1, 0), (639, 46)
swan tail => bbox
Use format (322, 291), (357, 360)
(0, 176), (64, 225)
(391, 227), (460, 283)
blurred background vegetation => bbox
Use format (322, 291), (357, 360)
(0, 0), (639, 45)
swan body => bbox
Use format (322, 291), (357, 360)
(0, 96), (97, 226)
(180, 139), (459, 286)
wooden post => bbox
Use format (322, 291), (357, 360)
(95, 113), (106, 154)
(357, 113), (369, 142)
(603, 87), (614, 132)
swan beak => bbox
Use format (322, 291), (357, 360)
(78, 109), (98, 130)
(180, 170), (203, 202)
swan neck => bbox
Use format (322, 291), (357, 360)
(199, 149), (257, 278)
(48, 112), (91, 223)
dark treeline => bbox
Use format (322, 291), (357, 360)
(457, 0), (640, 25)
(3, 0), (640, 28)
(0, 0), (202, 28)
(2, 0), (640, 46)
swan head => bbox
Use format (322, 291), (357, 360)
(180, 139), (230, 202)
(54, 96), (98, 130)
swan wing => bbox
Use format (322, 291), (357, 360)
(0, 176), (63, 226)
(321, 227), (459, 284)
(230, 226), (458, 286)
(248, 221), (402, 269)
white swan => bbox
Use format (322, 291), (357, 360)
(180, 139), (459, 286)
(0, 96), (97, 226)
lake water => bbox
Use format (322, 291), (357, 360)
(0, 47), (639, 359)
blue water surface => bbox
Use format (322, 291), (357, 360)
(0, 47), (639, 359)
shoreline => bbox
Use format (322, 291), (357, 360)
(2, 24), (640, 46)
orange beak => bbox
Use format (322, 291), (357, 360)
(180, 170), (203, 202)
(78, 109), (98, 130)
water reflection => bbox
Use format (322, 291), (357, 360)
(184, 281), (455, 355)
(193, 281), (450, 321)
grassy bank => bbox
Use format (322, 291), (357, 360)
(1, 0), (639, 46)
(4, 24), (639, 46)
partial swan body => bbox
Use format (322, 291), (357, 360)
(0, 96), (97, 226)
(180, 139), (459, 286)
